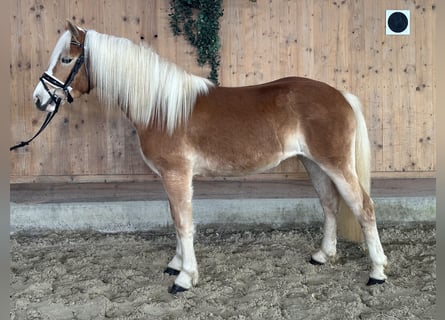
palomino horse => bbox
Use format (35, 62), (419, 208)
(32, 22), (387, 293)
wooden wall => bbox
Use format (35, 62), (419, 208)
(10, 0), (436, 183)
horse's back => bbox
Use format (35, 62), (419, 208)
(195, 76), (350, 114)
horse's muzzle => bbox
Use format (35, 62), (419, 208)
(35, 97), (49, 111)
(35, 96), (59, 112)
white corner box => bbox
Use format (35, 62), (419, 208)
(386, 10), (410, 35)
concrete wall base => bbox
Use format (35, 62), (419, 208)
(10, 196), (436, 234)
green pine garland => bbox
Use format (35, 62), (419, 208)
(169, 0), (223, 84)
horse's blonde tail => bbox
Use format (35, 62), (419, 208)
(337, 92), (371, 243)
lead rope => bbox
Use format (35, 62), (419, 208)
(10, 99), (61, 151)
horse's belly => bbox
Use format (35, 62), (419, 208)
(191, 129), (306, 177)
(192, 150), (297, 177)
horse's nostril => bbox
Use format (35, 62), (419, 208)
(35, 97), (46, 111)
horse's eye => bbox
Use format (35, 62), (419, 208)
(61, 56), (73, 64)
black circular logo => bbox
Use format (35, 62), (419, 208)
(387, 12), (409, 33)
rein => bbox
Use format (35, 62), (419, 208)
(9, 103), (60, 151)
(10, 35), (90, 151)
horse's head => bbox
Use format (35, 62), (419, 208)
(33, 21), (91, 112)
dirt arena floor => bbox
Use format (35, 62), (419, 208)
(11, 223), (435, 320)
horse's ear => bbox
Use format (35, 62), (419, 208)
(66, 20), (80, 41)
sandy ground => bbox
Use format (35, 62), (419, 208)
(11, 223), (435, 320)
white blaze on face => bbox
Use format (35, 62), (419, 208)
(33, 31), (72, 111)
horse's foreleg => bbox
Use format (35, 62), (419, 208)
(301, 158), (339, 264)
(162, 171), (198, 293)
(164, 232), (182, 276)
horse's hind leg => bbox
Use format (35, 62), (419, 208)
(161, 170), (198, 293)
(300, 157), (339, 264)
(329, 169), (388, 284)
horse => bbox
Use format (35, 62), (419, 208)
(32, 21), (387, 294)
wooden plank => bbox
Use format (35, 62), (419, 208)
(10, 178), (435, 204)
(10, 169), (436, 185)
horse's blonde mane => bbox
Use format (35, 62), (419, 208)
(84, 30), (213, 134)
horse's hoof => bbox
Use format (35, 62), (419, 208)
(169, 284), (188, 294)
(164, 267), (180, 276)
(367, 278), (386, 286)
(309, 257), (324, 265)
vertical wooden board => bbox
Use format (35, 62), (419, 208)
(348, 0), (365, 94)
(237, 0), (260, 85)
(399, 3), (417, 173)
(219, 2), (243, 84)
(311, 0), (331, 83)
(293, 0), (314, 78)
(413, 3), (435, 172)
(363, 1), (381, 172)
(332, 2), (351, 91)
(225, 0), (249, 85)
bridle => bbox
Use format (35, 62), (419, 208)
(39, 35), (91, 106)
(10, 32), (90, 151)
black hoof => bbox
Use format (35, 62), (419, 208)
(164, 267), (180, 276)
(309, 257), (324, 265)
(367, 278), (386, 286)
(169, 284), (188, 294)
